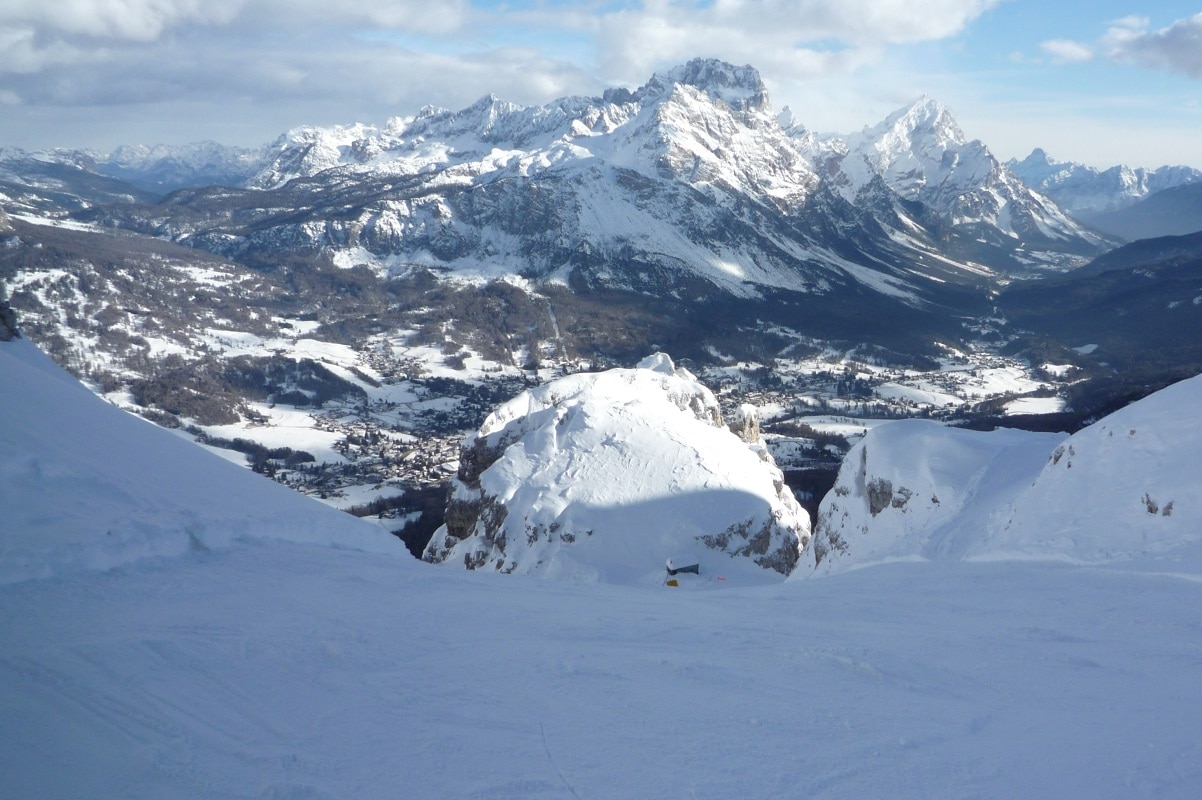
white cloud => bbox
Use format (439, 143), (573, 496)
(0, 24), (90, 74)
(0, 0), (470, 78)
(0, 0), (470, 40)
(0, 0), (243, 42)
(1040, 39), (1093, 64)
(1103, 12), (1202, 78)
(247, 1), (471, 37)
(0, 0), (1004, 151)
(594, 0), (999, 83)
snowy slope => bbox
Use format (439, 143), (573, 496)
(424, 353), (809, 584)
(3, 334), (1202, 798)
(805, 420), (1065, 573)
(804, 373), (1202, 574)
(0, 337), (403, 585)
(985, 374), (1201, 561)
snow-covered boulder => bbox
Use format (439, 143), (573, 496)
(423, 354), (810, 585)
(803, 420), (1064, 575)
(801, 373), (1202, 576)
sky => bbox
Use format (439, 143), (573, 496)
(0, 1), (1199, 169)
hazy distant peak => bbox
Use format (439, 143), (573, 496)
(1021, 147), (1055, 165)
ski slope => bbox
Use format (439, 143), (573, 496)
(5, 540), (1202, 798)
(3, 336), (1202, 798)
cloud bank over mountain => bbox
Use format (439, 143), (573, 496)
(1, 2), (1199, 169)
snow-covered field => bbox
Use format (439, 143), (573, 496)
(7, 539), (1202, 799)
(4, 336), (1202, 798)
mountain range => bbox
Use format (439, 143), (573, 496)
(1008, 147), (1202, 239)
(5, 58), (1178, 356)
(3, 58), (1202, 546)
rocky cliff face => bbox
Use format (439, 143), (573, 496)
(423, 353), (809, 585)
(0, 299), (18, 341)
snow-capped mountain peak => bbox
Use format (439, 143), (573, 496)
(632, 58), (770, 113)
(1007, 148), (1202, 219)
(876, 95), (966, 148)
(840, 96), (979, 200)
(822, 96), (1106, 257)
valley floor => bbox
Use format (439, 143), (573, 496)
(4, 539), (1201, 799)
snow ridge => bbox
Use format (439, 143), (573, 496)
(802, 373), (1202, 575)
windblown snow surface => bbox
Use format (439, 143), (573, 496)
(3, 337), (1202, 798)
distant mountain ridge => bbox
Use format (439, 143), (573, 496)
(99, 142), (264, 193)
(826, 98), (1103, 255)
(1008, 148), (1202, 241)
(5, 66), (1196, 257)
(1008, 148), (1202, 216)
(1078, 182), (1202, 242)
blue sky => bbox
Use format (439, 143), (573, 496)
(0, 1), (1199, 168)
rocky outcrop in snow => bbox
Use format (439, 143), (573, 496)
(0, 297), (18, 341)
(801, 373), (1202, 576)
(804, 420), (1064, 574)
(423, 353), (810, 584)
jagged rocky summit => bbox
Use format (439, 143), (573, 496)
(801, 372), (1202, 576)
(423, 353), (810, 585)
(829, 97), (1105, 252)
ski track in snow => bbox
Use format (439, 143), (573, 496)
(3, 542), (1202, 799)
